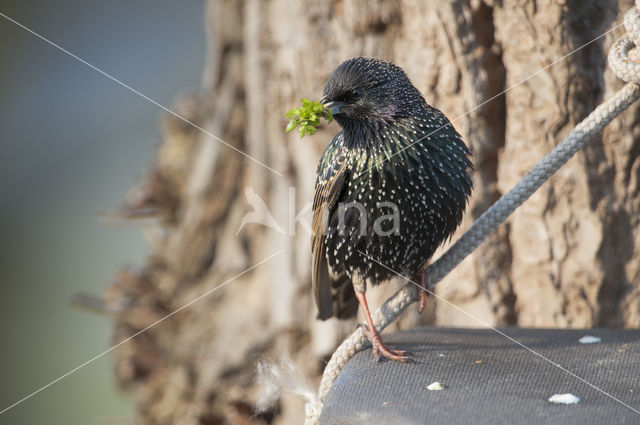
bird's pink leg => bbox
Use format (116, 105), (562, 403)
(417, 270), (430, 314)
(355, 291), (413, 363)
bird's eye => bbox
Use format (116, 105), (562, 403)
(351, 88), (363, 100)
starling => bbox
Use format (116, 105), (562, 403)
(312, 57), (472, 362)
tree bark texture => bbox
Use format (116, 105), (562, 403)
(108, 1), (640, 423)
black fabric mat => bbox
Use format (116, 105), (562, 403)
(320, 327), (640, 425)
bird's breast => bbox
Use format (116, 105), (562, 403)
(323, 124), (471, 283)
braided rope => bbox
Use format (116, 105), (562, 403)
(307, 2), (640, 423)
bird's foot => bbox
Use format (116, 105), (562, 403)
(417, 270), (430, 314)
(359, 323), (414, 363)
(354, 289), (414, 363)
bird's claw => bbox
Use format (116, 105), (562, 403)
(375, 347), (415, 363)
(378, 347), (415, 363)
(358, 323), (415, 363)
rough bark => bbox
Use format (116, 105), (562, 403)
(107, 1), (639, 423)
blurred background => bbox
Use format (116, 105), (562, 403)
(0, 1), (205, 424)
(1, 1), (639, 425)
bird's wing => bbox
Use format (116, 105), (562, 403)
(312, 135), (349, 320)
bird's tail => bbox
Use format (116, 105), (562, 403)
(328, 272), (359, 319)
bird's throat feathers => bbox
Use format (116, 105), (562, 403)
(339, 112), (419, 152)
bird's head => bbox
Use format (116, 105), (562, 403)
(321, 57), (423, 131)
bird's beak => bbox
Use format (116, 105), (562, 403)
(321, 98), (345, 115)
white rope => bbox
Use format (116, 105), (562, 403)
(307, 2), (640, 422)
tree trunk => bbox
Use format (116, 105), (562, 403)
(108, 1), (640, 423)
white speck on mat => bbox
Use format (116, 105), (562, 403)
(437, 353), (445, 357)
(579, 335), (601, 344)
(548, 393), (580, 404)
(427, 382), (445, 391)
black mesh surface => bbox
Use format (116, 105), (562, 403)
(320, 327), (640, 425)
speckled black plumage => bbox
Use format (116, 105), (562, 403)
(312, 57), (472, 321)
